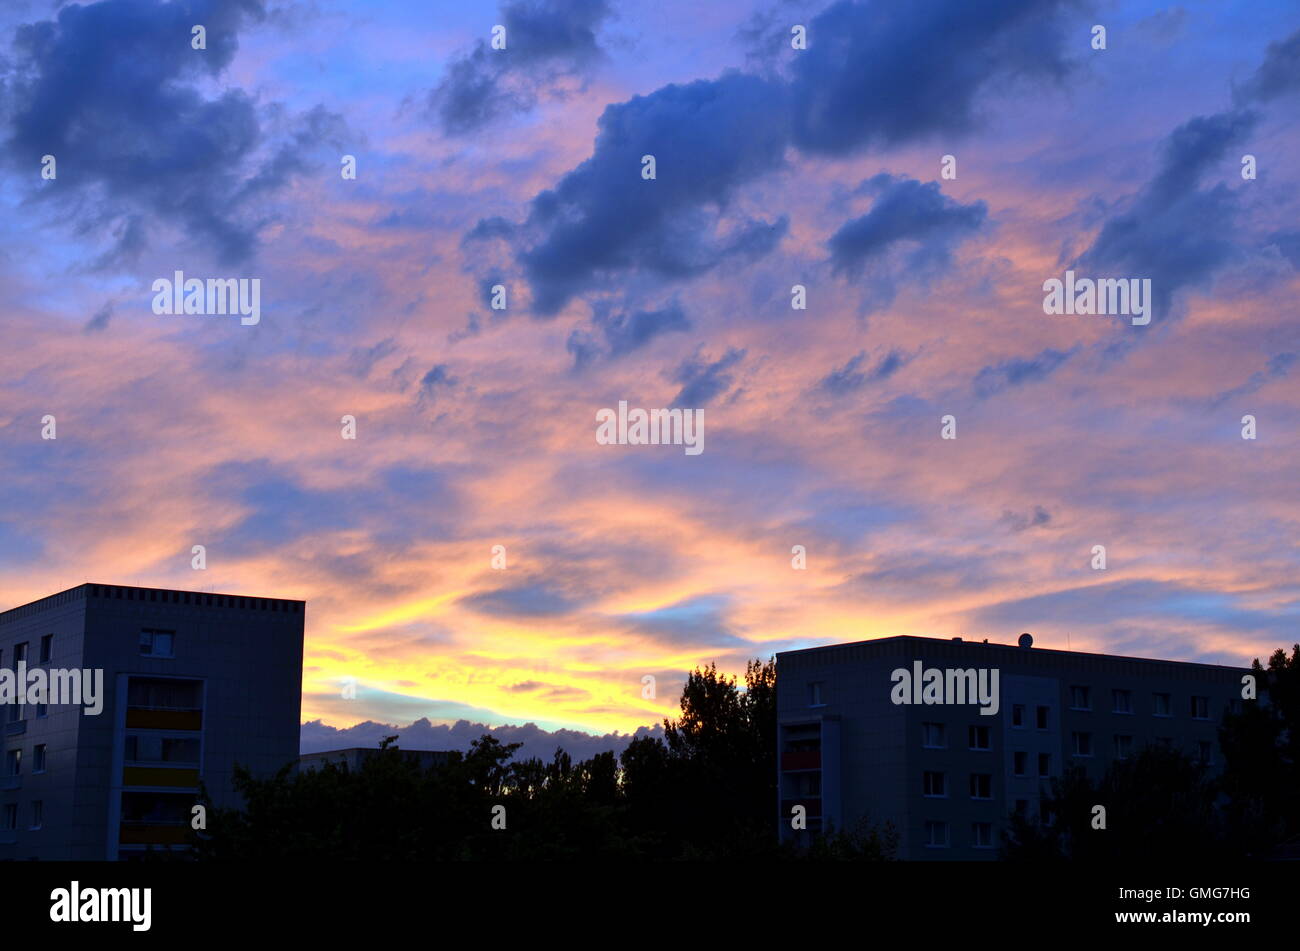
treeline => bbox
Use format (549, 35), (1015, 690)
(1005, 644), (1300, 860)
(186, 645), (1300, 861)
(190, 659), (895, 861)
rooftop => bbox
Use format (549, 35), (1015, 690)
(0, 583), (305, 625)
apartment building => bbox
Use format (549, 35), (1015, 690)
(777, 633), (1250, 859)
(0, 583), (304, 860)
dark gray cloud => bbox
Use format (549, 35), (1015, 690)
(418, 364), (457, 402)
(670, 346), (745, 407)
(301, 716), (665, 765)
(828, 174), (987, 309)
(82, 301), (114, 334)
(815, 347), (911, 396)
(1235, 27), (1300, 105)
(3, 0), (344, 265)
(459, 581), (578, 618)
(999, 505), (1052, 532)
(973, 345), (1077, 398)
(507, 72), (791, 315)
(347, 338), (399, 378)
(613, 594), (749, 648)
(476, 0), (1080, 319)
(1208, 352), (1297, 409)
(1074, 109), (1256, 321)
(788, 0), (1078, 155)
(429, 0), (613, 135)
(830, 175), (988, 273)
(567, 300), (692, 370)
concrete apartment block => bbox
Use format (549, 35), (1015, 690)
(777, 634), (1250, 859)
(0, 583), (304, 860)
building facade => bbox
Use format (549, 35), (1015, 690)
(0, 584), (304, 860)
(777, 634), (1250, 859)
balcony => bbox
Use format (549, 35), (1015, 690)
(123, 766), (200, 788)
(119, 823), (190, 846)
(125, 708), (202, 731)
(781, 750), (821, 771)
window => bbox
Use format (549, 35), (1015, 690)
(923, 771), (947, 797)
(35, 703), (46, 719)
(124, 735), (201, 765)
(1038, 753), (1051, 777)
(127, 679), (200, 710)
(13, 642), (27, 664)
(968, 725), (991, 750)
(1112, 689), (1132, 714)
(1153, 692), (1171, 717)
(1228, 699), (1242, 715)
(1012, 704), (1024, 728)
(1197, 740), (1213, 765)
(1014, 799), (1029, 817)
(5, 749), (20, 776)
(39, 635), (53, 664)
(1036, 706), (1049, 730)
(1014, 751), (1028, 776)
(2, 804), (16, 831)
(1113, 734), (1133, 759)
(921, 722), (946, 748)
(30, 801), (42, 830)
(1069, 685), (1091, 710)
(139, 629), (176, 658)
(972, 821), (993, 849)
(33, 745), (46, 773)
(1071, 732), (1093, 757)
(1191, 696), (1209, 720)
(924, 820), (949, 848)
(969, 773), (992, 799)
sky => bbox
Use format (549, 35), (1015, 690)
(0, 0), (1297, 752)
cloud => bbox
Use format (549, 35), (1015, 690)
(999, 505), (1052, 532)
(1074, 109), (1256, 320)
(508, 72), (791, 315)
(1208, 352), (1297, 408)
(429, 0), (613, 134)
(300, 716), (665, 765)
(419, 364), (457, 401)
(828, 174), (987, 309)
(670, 346), (745, 407)
(788, 0), (1077, 155)
(1235, 27), (1300, 105)
(973, 346), (1077, 398)
(83, 301), (114, 334)
(347, 338), (399, 378)
(567, 300), (692, 369)
(815, 347), (911, 396)
(614, 594), (749, 648)
(459, 581), (579, 618)
(2, 0), (342, 265)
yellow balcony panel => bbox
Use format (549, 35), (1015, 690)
(123, 766), (200, 788)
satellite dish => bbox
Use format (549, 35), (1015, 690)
(1018, 633), (1033, 648)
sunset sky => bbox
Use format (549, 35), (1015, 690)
(1, 0), (1297, 747)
